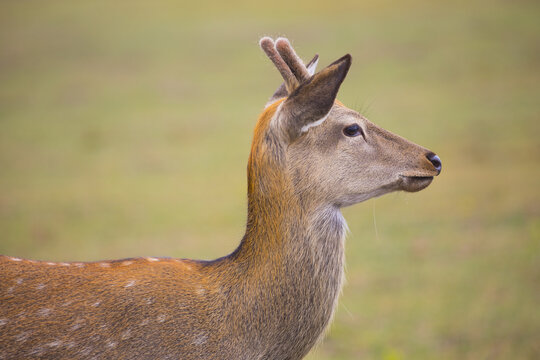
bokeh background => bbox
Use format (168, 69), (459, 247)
(1, 1), (538, 359)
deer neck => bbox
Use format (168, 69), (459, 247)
(241, 192), (346, 264)
(228, 168), (347, 358)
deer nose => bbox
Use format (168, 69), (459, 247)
(426, 152), (442, 174)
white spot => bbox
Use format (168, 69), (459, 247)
(106, 340), (117, 348)
(9, 257), (22, 262)
(144, 297), (154, 305)
(0, 319), (7, 326)
(28, 259), (37, 264)
(157, 314), (167, 323)
(192, 333), (208, 345)
(121, 261), (133, 266)
(62, 300), (73, 307)
(121, 329), (131, 340)
(28, 347), (45, 356)
(74, 263), (85, 268)
(92, 300), (101, 307)
(37, 308), (51, 316)
(70, 320), (85, 331)
(36, 283), (46, 290)
(16, 278), (24, 285)
(17, 311), (26, 318)
(146, 257), (159, 262)
(46, 262), (56, 266)
(124, 280), (136, 288)
(99, 262), (110, 268)
(47, 340), (62, 347)
(7, 286), (14, 294)
(140, 319), (149, 326)
(301, 112), (330, 133)
(15, 331), (30, 342)
(59, 262), (70, 266)
(196, 287), (206, 295)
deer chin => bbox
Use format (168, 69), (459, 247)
(399, 175), (434, 192)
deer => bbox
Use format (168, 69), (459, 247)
(0, 37), (441, 360)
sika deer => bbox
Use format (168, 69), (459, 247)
(0, 37), (441, 359)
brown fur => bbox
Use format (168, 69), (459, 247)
(0, 38), (440, 359)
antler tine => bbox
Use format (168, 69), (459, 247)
(275, 38), (311, 82)
(259, 37), (298, 93)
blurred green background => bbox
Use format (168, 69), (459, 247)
(1, 0), (538, 359)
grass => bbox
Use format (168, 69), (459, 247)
(1, 0), (539, 358)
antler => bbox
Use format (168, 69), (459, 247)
(259, 37), (299, 93)
(260, 37), (316, 93)
(275, 38), (311, 82)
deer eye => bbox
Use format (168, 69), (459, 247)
(343, 124), (364, 138)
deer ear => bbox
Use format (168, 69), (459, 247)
(280, 54), (351, 141)
(306, 54), (319, 76)
(265, 55), (319, 107)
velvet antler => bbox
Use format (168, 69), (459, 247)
(275, 38), (311, 82)
(259, 37), (299, 93)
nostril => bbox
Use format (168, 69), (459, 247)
(426, 152), (442, 172)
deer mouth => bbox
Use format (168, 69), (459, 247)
(399, 175), (434, 192)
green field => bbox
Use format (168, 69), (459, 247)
(1, 1), (538, 359)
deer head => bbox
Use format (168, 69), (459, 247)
(255, 37), (441, 209)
